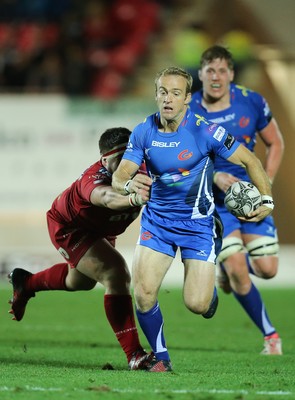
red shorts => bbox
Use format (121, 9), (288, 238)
(47, 211), (116, 268)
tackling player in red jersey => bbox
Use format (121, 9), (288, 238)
(8, 127), (153, 371)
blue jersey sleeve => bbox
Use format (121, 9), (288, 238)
(245, 88), (272, 131)
(193, 118), (240, 161)
(123, 121), (148, 166)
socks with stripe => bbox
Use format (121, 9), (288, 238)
(136, 301), (170, 361)
(233, 282), (276, 336)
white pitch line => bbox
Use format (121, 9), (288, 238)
(0, 386), (293, 396)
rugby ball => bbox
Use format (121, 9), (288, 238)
(224, 181), (262, 217)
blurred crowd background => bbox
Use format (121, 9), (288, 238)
(1, 0), (288, 99)
(0, 0), (162, 98)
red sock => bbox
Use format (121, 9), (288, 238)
(26, 263), (68, 292)
(104, 294), (143, 363)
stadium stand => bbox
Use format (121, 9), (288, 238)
(0, 0), (161, 98)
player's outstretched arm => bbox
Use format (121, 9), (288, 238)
(90, 185), (147, 210)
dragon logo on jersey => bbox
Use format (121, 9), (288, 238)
(236, 85), (251, 97)
(178, 149), (193, 160)
(194, 114), (210, 126)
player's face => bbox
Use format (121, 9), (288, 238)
(155, 75), (191, 123)
(198, 58), (234, 101)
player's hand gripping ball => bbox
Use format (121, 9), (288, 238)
(224, 181), (262, 218)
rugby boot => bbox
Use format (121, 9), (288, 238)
(8, 268), (35, 321)
(261, 333), (282, 355)
(128, 350), (154, 370)
(146, 358), (173, 372)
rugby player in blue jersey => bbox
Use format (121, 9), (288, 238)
(190, 45), (284, 355)
(112, 66), (274, 371)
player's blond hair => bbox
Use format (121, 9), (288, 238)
(155, 66), (193, 95)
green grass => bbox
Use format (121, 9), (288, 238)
(0, 284), (294, 400)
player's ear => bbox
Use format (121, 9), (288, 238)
(230, 69), (234, 82)
(184, 92), (192, 105)
(101, 157), (108, 168)
(198, 69), (203, 81)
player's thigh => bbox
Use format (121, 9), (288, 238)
(183, 259), (215, 313)
(76, 238), (130, 284)
(132, 244), (173, 308)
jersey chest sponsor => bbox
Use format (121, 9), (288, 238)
(151, 140), (180, 148)
(209, 113), (235, 124)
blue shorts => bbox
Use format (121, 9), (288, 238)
(138, 206), (223, 263)
(216, 206), (277, 238)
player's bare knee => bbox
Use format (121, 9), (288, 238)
(231, 280), (252, 295)
(252, 260), (278, 279)
(246, 236), (279, 278)
(134, 287), (157, 312)
(184, 296), (208, 315)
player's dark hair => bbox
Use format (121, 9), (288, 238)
(155, 66), (193, 95)
(200, 45), (234, 70)
(99, 127), (131, 154)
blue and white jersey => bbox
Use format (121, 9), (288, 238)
(123, 109), (240, 220)
(190, 83), (272, 205)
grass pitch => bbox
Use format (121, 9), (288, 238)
(0, 283), (294, 400)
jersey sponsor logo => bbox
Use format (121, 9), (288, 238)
(194, 113), (210, 126)
(266, 226), (276, 235)
(213, 126), (226, 142)
(263, 101), (271, 117)
(224, 133), (235, 150)
(126, 141), (133, 152)
(239, 116), (250, 128)
(160, 170), (188, 186)
(178, 149), (193, 160)
(196, 249), (208, 257)
(58, 247), (69, 259)
(151, 140), (180, 148)
(208, 123), (218, 131)
(209, 113), (235, 124)
(141, 231), (152, 240)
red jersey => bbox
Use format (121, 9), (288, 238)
(48, 160), (141, 237)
